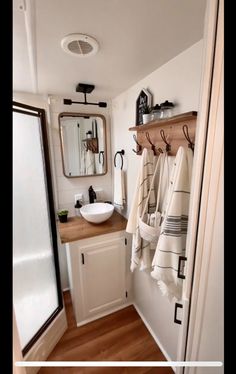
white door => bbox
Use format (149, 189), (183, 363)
(184, 0), (224, 371)
(80, 236), (126, 317)
(176, 0), (223, 372)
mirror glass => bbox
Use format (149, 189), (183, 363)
(58, 113), (107, 177)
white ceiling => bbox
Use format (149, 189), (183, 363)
(13, 0), (206, 100)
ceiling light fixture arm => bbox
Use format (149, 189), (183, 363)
(63, 82), (107, 107)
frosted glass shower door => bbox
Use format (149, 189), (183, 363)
(13, 103), (63, 355)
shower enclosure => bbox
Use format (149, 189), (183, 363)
(13, 101), (64, 357)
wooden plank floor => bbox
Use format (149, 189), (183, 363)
(39, 291), (174, 374)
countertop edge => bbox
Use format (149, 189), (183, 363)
(57, 210), (128, 244)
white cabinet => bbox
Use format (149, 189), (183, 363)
(81, 236), (126, 316)
(65, 230), (131, 326)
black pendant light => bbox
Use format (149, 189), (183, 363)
(63, 83), (107, 107)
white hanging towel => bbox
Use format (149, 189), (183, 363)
(95, 153), (104, 174)
(138, 153), (165, 246)
(85, 150), (95, 175)
(114, 168), (126, 210)
(80, 149), (86, 175)
(151, 146), (193, 301)
(126, 148), (156, 271)
(137, 153), (175, 250)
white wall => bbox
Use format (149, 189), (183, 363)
(48, 95), (113, 217)
(111, 40), (204, 360)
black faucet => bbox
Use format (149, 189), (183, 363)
(88, 186), (97, 203)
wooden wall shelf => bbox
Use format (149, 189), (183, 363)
(129, 111), (197, 131)
(82, 137), (98, 153)
(129, 111), (197, 155)
(82, 137), (98, 141)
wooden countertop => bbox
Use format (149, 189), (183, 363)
(57, 210), (128, 244)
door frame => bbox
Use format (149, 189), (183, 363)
(183, 0), (223, 369)
(176, 0), (223, 371)
(13, 101), (65, 357)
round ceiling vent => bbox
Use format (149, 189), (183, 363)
(61, 34), (99, 57)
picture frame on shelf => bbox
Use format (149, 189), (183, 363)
(135, 88), (153, 125)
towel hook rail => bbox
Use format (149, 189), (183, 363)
(132, 134), (142, 154)
(160, 129), (171, 152)
(145, 132), (163, 155)
(114, 149), (125, 170)
(145, 132), (156, 155)
(182, 125), (194, 151)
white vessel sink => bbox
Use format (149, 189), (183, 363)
(80, 203), (114, 224)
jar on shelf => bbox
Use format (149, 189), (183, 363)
(150, 104), (161, 121)
(86, 131), (92, 139)
(160, 100), (174, 119)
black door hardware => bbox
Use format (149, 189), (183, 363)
(177, 256), (187, 279)
(174, 303), (183, 325)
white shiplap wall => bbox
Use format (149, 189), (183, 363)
(111, 40), (204, 360)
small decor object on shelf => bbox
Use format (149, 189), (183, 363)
(136, 88), (153, 125)
(150, 104), (161, 121)
(160, 100), (174, 119)
(86, 130), (92, 139)
(57, 209), (69, 223)
(142, 105), (152, 124)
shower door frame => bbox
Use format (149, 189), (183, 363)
(13, 101), (63, 356)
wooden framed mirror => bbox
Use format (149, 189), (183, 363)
(58, 112), (107, 177)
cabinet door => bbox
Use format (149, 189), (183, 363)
(80, 236), (126, 317)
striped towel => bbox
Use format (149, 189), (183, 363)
(151, 146), (193, 301)
(126, 148), (156, 271)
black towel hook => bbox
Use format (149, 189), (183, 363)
(145, 132), (163, 155)
(145, 132), (156, 155)
(182, 125), (194, 151)
(99, 151), (104, 166)
(114, 149), (125, 170)
(132, 134), (142, 154)
(160, 129), (171, 152)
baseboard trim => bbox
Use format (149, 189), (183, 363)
(76, 302), (133, 327)
(133, 303), (176, 373)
